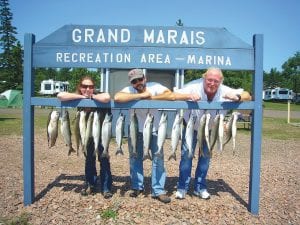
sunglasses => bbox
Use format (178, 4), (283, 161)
(131, 77), (144, 84)
(81, 84), (95, 89)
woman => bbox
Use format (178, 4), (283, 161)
(57, 76), (113, 198)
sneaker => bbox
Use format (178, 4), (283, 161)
(81, 185), (96, 196)
(129, 189), (144, 198)
(103, 191), (113, 199)
(153, 194), (171, 204)
(193, 189), (210, 199)
(175, 189), (186, 199)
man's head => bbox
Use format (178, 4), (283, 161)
(202, 67), (223, 97)
(128, 68), (146, 92)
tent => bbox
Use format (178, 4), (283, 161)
(0, 90), (23, 108)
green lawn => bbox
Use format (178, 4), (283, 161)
(263, 101), (300, 111)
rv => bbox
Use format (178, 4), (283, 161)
(40, 79), (69, 95)
(263, 87), (294, 101)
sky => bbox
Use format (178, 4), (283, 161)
(9, 0), (300, 72)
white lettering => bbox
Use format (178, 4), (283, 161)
(187, 54), (231, 66)
(56, 52), (131, 63)
(72, 29), (81, 42)
(85, 29), (94, 42)
(140, 53), (171, 64)
(156, 30), (165, 44)
(144, 29), (154, 43)
(167, 30), (177, 44)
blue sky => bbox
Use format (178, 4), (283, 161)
(9, 0), (300, 72)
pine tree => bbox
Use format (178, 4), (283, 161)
(0, 0), (23, 92)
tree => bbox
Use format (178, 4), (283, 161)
(281, 52), (300, 93)
(0, 0), (22, 92)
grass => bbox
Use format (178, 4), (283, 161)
(263, 101), (300, 111)
(0, 212), (31, 225)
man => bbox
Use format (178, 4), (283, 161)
(114, 68), (175, 203)
(174, 67), (251, 199)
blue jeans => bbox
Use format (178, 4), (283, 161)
(177, 129), (210, 192)
(85, 137), (112, 192)
(128, 131), (166, 197)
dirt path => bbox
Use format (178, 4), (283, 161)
(0, 130), (299, 224)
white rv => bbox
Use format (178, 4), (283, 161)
(40, 79), (69, 95)
(263, 87), (294, 101)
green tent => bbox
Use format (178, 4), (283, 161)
(0, 90), (23, 108)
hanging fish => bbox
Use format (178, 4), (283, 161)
(60, 109), (76, 155)
(115, 112), (125, 155)
(155, 112), (168, 158)
(79, 110), (87, 156)
(204, 112), (211, 153)
(209, 114), (220, 157)
(185, 114), (196, 158)
(129, 112), (138, 157)
(168, 112), (183, 161)
(73, 110), (81, 156)
(84, 112), (93, 157)
(47, 110), (60, 148)
(92, 111), (101, 157)
(223, 111), (239, 155)
(101, 113), (112, 158)
(197, 113), (206, 157)
(217, 113), (225, 152)
(143, 112), (154, 160)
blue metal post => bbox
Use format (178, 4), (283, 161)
(249, 34), (263, 214)
(23, 33), (35, 205)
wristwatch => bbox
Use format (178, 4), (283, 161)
(236, 94), (241, 101)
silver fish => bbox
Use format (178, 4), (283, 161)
(79, 110), (87, 156)
(47, 110), (59, 148)
(84, 112), (93, 157)
(101, 113), (112, 158)
(217, 113), (225, 152)
(143, 112), (154, 160)
(155, 112), (168, 157)
(74, 110), (81, 156)
(129, 112), (138, 157)
(92, 111), (101, 157)
(231, 112), (239, 155)
(115, 112), (125, 155)
(60, 109), (76, 155)
(204, 112), (211, 153)
(223, 112), (238, 155)
(185, 115), (196, 158)
(168, 112), (183, 161)
(197, 113), (206, 157)
(209, 114), (220, 157)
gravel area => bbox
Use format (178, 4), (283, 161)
(0, 125), (299, 225)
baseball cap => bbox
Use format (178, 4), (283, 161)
(128, 69), (144, 82)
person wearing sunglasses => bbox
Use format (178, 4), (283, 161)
(173, 67), (251, 200)
(114, 68), (175, 203)
(57, 76), (113, 199)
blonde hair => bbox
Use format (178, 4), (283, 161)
(202, 67), (224, 82)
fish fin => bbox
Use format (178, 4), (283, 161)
(168, 153), (176, 161)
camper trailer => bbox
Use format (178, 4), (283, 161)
(40, 79), (69, 95)
(263, 87), (294, 101)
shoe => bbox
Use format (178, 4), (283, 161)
(81, 185), (96, 196)
(175, 189), (186, 199)
(103, 191), (113, 199)
(193, 189), (210, 199)
(129, 189), (144, 198)
(153, 194), (171, 204)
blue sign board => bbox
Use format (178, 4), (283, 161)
(33, 25), (254, 69)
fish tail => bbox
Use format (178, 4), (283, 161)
(68, 146), (76, 156)
(168, 153), (176, 161)
(115, 147), (124, 156)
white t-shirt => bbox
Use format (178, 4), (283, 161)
(120, 82), (169, 132)
(176, 78), (243, 129)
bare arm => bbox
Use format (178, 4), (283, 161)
(224, 91), (252, 101)
(57, 92), (86, 101)
(150, 89), (175, 101)
(174, 92), (201, 101)
(57, 92), (111, 103)
(114, 91), (151, 103)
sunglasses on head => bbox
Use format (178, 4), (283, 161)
(131, 77), (144, 84)
(81, 84), (95, 89)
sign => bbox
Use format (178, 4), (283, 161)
(33, 25), (254, 70)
